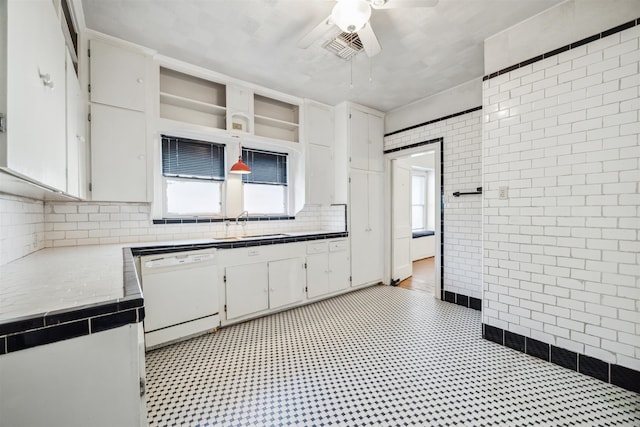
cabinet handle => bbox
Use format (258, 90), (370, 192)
(39, 72), (54, 89)
(76, 135), (85, 143)
(136, 78), (144, 83)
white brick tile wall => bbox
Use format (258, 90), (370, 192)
(0, 195), (45, 265)
(483, 26), (640, 370)
(384, 109), (483, 299)
(42, 202), (344, 248)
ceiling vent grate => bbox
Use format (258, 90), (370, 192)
(323, 32), (364, 60)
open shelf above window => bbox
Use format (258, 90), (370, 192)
(159, 67), (226, 130)
(254, 94), (299, 142)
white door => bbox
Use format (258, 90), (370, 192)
(268, 258), (305, 309)
(350, 169), (369, 286)
(349, 109), (369, 170)
(392, 160), (413, 282)
(368, 114), (384, 172)
(307, 144), (332, 205)
(89, 39), (146, 111)
(6, 0), (66, 191)
(226, 263), (269, 319)
(306, 252), (328, 298)
(65, 51), (81, 197)
(306, 102), (332, 147)
(367, 172), (385, 282)
(90, 103), (147, 202)
(328, 240), (350, 293)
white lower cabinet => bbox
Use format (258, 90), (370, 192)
(306, 240), (350, 298)
(268, 258), (305, 309)
(225, 262), (269, 320)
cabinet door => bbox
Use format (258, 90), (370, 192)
(306, 103), (332, 147)
(349, 109), (369, 170)
(268, 258), (305, 309)
(5, 0), (66, 191)
(226, 263), (269, 319)
(66, 51), (83, 197)
(306, 144), (332, 205)
(350, 170), (383, 287)
(368, 114), (384, 172)
(306, 252), (329, 299)
(89, 39), (146, 112)
(328, 241), (350, 293)
(90, 104), (147, 202)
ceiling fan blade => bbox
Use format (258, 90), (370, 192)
(372, 0), (438, 9)
(297, 15), (334, 49)
(357, 22), (381, 57)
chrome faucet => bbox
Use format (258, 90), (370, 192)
(235, 210), (249, 227)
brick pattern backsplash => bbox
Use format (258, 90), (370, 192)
(43, 202), (344, 248)
(384, 110), (483, 300)
(482, 25), (640, 370)
(0, 195), (45, 265)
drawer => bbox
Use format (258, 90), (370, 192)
(329, 240), (348, 252)
(307, 241), (328, 254)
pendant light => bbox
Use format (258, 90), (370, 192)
(229, 140), (251, 174)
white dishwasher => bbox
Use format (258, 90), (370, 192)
(140, 249), (219, 350)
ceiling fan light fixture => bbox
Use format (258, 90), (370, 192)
(331, 0), (371, 33)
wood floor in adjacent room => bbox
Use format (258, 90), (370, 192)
(398, 257), (435, 295)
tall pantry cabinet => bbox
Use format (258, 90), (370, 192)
(88, 37), (150, 202)
(335, 102), (385, 287)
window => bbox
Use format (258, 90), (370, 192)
(161, 135), (225, 216)
(241, 148), (288, 215)
(412, 174), (426, 231)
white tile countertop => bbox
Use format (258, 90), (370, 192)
(0, 244), (126, 321)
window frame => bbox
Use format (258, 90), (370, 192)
(241, 147), (289, 216)
(411, 172), (427, 231)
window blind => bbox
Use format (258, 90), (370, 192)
(162, 135), (225, 180)
(241, 148), (288, 185)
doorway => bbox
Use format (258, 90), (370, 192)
(386, 138), (442, 298)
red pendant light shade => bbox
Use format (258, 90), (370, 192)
(230, 156), (251, 174)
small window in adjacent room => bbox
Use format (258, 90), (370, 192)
(412, 174), (426, 231)
(241, 148), (288, 215)
(161, 135), (225, 217)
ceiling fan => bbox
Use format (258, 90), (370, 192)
(298, 0), (439, 58)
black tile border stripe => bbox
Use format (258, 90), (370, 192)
(0, 248), (144, 354)
(442, 291), (481, 312)
(483, 17), (640, 82)
(153, 215), (295, 225)
(384, 106), (482, 138)
(482, 323), (640, 394)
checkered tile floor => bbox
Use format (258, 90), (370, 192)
(146, 286), (640, 426)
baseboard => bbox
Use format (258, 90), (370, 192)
(442, 290), (481, 311)
(482, 323), (640, 394)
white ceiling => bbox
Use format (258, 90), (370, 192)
(81, 0), (564, 112)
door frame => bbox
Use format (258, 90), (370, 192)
(383, 138), (443, 299)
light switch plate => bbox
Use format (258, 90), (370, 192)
(499, 186), (509, 200)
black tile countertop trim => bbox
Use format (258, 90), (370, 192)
(482, 323), (640, 394)
(483, 18), (640, 82)
(152, 215), (295, 225)
(0, 247), (144, 354)
(0, 232), (348, 354)
(384, 107), (482, 138)
(130, 232), (349, 257)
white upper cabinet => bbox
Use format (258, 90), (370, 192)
(349, 108), (384, 172)
(306, 102), (333, 148)
(0, 0), (67, 192)
(89, 39), (146, 112)
(305, 101), (334, 205)
(90, 104), (147, 202)
(65, 50), (86, 198)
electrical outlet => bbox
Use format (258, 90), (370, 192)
(499, 186), (509, 200)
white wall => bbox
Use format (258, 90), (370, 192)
(385, 79), (482, 134)
(43, 202), (345, 247)
(485, 0), (640, 74)
(0, 194), (44, 265)
(385, 109), (483, 300)
(482, 16), (640, 369)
